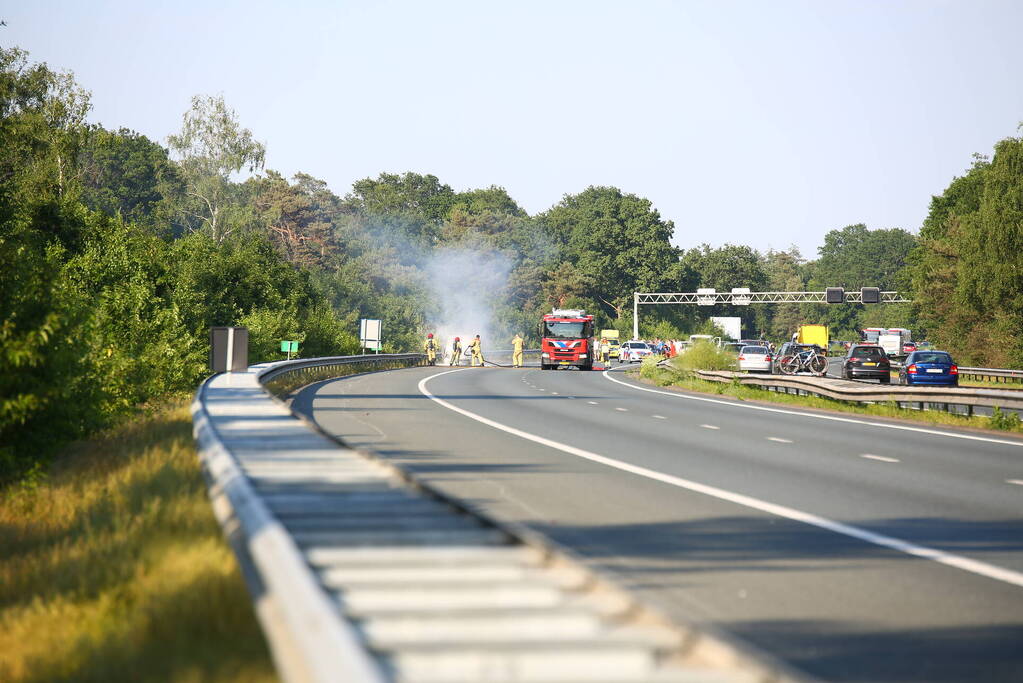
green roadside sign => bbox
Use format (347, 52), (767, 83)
(280, 340), (299, 353)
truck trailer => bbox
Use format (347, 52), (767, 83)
(795, 324), (829, 351)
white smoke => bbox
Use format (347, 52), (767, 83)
(423, 246), (513, 362)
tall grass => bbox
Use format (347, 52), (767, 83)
(0, 399), (275, 683)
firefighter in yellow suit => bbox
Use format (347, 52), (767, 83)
(468, 335), (484, 367)
(449, 337), (462, 366)
(511, 333), (524, 368)
(424, 333), (438, 365)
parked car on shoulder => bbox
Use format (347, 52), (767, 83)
(899, 350), (958, 386)
(842, 344), (891, 383)
(738, 345), (772, 373)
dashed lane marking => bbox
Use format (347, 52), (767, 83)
(1007, 479), (1023, 486)
(767, 437), (793, 443)
(700, 424), (720, 430)
(861, 454), (900, 463)
(653, 415), (667, 419)
(587, 401), (599, 405)
(615, 407), (628, 412)
(419, 368), (1023, 589)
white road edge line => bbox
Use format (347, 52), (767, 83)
(601, 368), (1023, 448)
(419, 369), (1023, 589)
(861, 454), (900, 463)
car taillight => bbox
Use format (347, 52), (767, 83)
(765, 355), (771, 362)
(907, 364), (917, 374)
(950, 365), (958, 375)
(738, 355), (745, 361)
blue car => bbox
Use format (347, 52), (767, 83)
(899, 350), (958, 386)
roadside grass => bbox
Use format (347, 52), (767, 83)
(0, 398), (275, 683)
(638, 359), (1023, 434)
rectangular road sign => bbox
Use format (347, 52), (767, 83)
(280, 340), (299, 353)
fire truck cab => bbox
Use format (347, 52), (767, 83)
(539, 309), (595, 371)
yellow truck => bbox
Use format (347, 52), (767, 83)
(599, 329), (621, 359)
(795, 324), (829, 351)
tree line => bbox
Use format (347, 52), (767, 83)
(2, 45), (1021, 481)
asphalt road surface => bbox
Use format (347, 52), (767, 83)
(293, 363), (1023, 682)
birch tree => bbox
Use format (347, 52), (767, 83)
(167, 94), (265, 241)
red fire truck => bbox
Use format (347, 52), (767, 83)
(538, 309), (595, 370)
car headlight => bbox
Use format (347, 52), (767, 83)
(541, 352), (550, 358)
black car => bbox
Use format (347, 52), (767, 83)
(842, 344), (891, 383)
(772, 342), (824, 374)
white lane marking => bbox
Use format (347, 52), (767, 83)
(551, 392), (559, 395)
(587, 401), (599, 405)
(602, 369), (1023, 448)
(1007, 479), (1023, 486)
(653, 415), (667, 420)
(419, 369), (1023, 589)
(700, 424), (720, 430)
(615, 407), (628, 412)
(767, 437), (793, 443)
(862, 454), (900, 463)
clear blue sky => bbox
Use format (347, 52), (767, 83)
(5, 1), (1022, 258)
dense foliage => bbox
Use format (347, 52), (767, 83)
(1, 45), (1020, 481)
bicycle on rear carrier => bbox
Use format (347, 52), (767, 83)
(779, 347), (828, 377)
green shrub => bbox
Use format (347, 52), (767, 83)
(988, 406), (1022, 431)
(671, 341), (738, 373)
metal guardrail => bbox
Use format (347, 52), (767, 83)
(693, 369), (1023, 417)
(958, 366), (1023, 384)
(193, 354), (791, 683)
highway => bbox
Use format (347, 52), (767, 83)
(293, 363), (1023, 682)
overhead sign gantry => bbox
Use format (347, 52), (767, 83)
(631, 287), (911, 339)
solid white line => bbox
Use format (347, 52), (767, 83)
(861, 454), (900, 463)
(700, 424), (720, 430)
(767, 437), (793, 443)
(602, 369), (1023, 448)
(418, 369), (1023, 589)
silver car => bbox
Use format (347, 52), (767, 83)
(738, 345), (772, 373)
